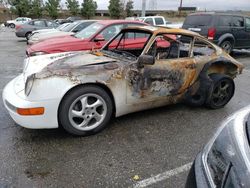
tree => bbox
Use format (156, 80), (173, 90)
(66, 0), (79, 16)
(45, 0), (60, 19)
(81, 0), (97, 19)
(0, 0), (9, 8)
(30, 0), (43, 18)
(108, 0), (123, 18)
(125, 0), (133, 17)
(8, 0), (31, 16)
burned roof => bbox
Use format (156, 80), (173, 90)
(121, 25), (202, 37)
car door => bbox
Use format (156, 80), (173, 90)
(126, 34), (197, 104)
(231, 16), (246, 48)
(33, 20), (47, 30)
(244, 17), (250, 48)
(91, 24), (124, 49)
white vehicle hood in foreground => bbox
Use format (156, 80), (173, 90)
(32, 28), (57, 35)
(23, 51), (116, 78)
(30, 31), (74, 42)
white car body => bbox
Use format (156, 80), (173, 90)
(2, 52), (78, 129)
(28, 31), (74, 45)
(6, 17), (31, 28)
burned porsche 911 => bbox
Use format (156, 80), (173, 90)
(2, 26), (244, 136)
(186, 106), (250, 188)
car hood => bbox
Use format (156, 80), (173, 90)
(23, 51), (118, 78)
(32, 28), (57, 34)
(27, 35), (84, 53)
(32, 31), (74, 40)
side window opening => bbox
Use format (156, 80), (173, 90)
(144, 18), (154, 25)
(246, 18), (250, 30)
(193, 38), (216, 56)
(232, 16), (244, 27)
(218, 16), (231, 27)
(146, 34), (193, 60)
(104, 31), (152, 59)
(155, 18), (164, 25)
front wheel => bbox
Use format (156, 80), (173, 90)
(25, 32), (32, 40)
(206, 74), (235, 109)
(58, 86), (113, 136)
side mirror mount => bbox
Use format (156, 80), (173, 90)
(94, 35), (105, 42)
(137, 55), (155, 68)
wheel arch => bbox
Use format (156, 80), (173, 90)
(217, 33), (235, 46)
(184, 58), (238, 106)
(57, 83), (116, 125)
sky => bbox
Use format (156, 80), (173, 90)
(94, 0), (250, 11)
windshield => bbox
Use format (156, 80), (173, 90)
(57, 23), (70, 30)
(75, 23), (104, 39)
(102, 30), (152, 60)
(61, 22), (79, 32)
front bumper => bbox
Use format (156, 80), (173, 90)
(2, 75), (60, 129)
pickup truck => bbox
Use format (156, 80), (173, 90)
(136, 16), (183, 28)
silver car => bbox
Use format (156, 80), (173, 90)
(15, 19), (59, 39)
(27, 20), (96, 45)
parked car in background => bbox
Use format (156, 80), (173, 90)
(28, 20), (96, 45)
(3, 26), (243, 136)
(186, 105), (250, 188)
(182, 12), (250, 53)
(26, 20), (146, 56)
(5, 17), (31, 28)
(136, 16), (170, 26)
(15, 19), (59, 40)
(55, 19), (72, 25)
(29, 23), (71, 37)
(136, 16), (183, 28)
(66, 17), (82, 22)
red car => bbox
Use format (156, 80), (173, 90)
(26, 20), (147, 56)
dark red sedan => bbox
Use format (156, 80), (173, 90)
(26, 20), (146, 56)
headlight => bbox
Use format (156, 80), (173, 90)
(25, 74), (35, 96)
(30, 51), (47, 56)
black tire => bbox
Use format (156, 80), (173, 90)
(9, 23), (15, 28)
(58, 86), (113, 136)
(206, 73), (235, 109)
(220, 40), (233, 54)
(25, 32), (32, 40)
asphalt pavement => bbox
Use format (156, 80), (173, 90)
(1, 27), (250, 188)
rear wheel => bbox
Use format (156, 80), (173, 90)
(206, 74), (235, 109)
(220, 40), (233, 54)
(58, 86), (113, 136)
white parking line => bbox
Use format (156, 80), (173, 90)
(133, 162), (192, 188)
(243, 69), (250, 73)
